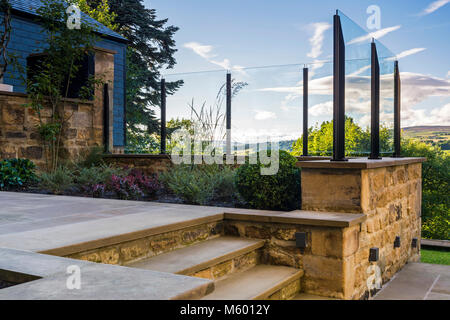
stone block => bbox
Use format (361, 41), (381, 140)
(303, 255), (343, 281)
(311, 228), (343, 258)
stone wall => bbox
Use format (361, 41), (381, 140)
(103, 154), (173, 175)
(223, 220), (356, 299)
(0, 92), (103, 169)
(297, 159), (424, 299)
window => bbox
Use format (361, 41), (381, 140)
(26, 53), (95, 99)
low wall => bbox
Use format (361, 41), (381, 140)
(103, 154), (330, 176)
(0, 91), (103, 169)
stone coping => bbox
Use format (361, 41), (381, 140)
(102, 154), (332, 161)
(296, 157), (426, 169)
(0, 247), (214, 300)
(0, 90), (94, 105)
(224, 209), (365, 228)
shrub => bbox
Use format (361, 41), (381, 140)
(75, 165), (127, 194)
(76, 146), (106, 168)
(0, 158), (37, 190)
(83, 168), (160, 200)
(235, 150), (301, 211)
(160, 164), (238, 205)
(39, 166), (74, 194)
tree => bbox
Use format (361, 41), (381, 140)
(23, 0), (102, 171)
(291, 117), (391, 157)
(86, 0), (180, 141)
(73, 0), (117, 31)
(0, 0), (11, 81)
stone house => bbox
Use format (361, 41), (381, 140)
(0, 0), (128, 167)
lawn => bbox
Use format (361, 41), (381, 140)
(421, 249), (450, 265)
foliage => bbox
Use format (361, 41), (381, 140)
(74, 164), (126, 193)
(401, 138), (449, 240)
(235, 150), (301, 211)
(125, 131), (160, 154)
(160, 164), (238, 205)
(39, 166), (75, 194)
(74, 0), (117, 31)
(421, 249), (450, 266)
(0, 158), (37, 190)
(291, 117), (391, 157)
(0, 0), (12, 80)
(76, 146), (106, 168)
(20, 0), (102, 172)
(93, 0), (181, 140)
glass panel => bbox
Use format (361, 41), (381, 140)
(164, 70), (228, 154)
(231, 64), (304, 154)
(308, 60), (334, 156)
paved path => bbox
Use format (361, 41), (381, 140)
(374, 262), (450, 300)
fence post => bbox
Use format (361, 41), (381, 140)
(226, 72), (232, 157)
(103, 83), (110, 153)
(393, 60), (402, 157)
(302, 67), (309, 157)
(332, 11), (347, 161)
(369, 40), (381, 160)
(160, 78), (167, 154)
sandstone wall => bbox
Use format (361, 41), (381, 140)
(0, 92), (103, 169)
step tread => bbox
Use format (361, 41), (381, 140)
(127, 236), (265, 275)
(202, 265), (304, 300)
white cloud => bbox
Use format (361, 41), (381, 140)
(389, 48), (426, 60)
(347, 25), (401, 45)
(307, 22), (332, 59)
(184, 42), (244, 72)
(210, 59), (231, 70)
(184, 42), (216, 59)
(420, 0), (450, 15)
(309, 101), (333, 117)
(254, 110), (277, 121)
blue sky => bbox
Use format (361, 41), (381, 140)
(145, 0), (450, 141)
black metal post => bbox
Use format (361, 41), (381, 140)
(393, 60), (402, 157)
(332, 11), (347, 161)
(302, 67), (309, 156)
(103, 83), (110, 153)
(226, 73), (232, 156)
(160, 78), (167, 154)
(369, 41), (381, 160)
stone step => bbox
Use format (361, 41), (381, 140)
(292, 293), (339, 300)
(127, 236), (265, 279)
(202, 265), (304, 300)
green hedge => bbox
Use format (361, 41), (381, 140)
(235, 150), (301, 211)
(0, 158), (37, 190)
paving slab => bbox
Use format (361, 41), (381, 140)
(0, 248), (214, 300)
(374, 263), (450, 300)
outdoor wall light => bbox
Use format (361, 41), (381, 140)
(411, 238), (418, 248)
(394, 236), (401, 248)
(295, 232), (307, 249)
(369, 248), (379, 262)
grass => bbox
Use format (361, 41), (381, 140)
(421, 249), (450, 266)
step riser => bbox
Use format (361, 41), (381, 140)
(266, 279), (301, 300)
(67, 221), (224, 266)
(191, 250), (261, 281)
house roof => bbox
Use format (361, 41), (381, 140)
(9, 0), (128, 43)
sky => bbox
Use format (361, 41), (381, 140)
(145, 0), (450, 143)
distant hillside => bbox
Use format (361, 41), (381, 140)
(403, 126), (450, 134)
(403, 126), (450, 151)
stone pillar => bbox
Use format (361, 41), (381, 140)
(297, 158), (425, 299)
(94, 47), (115, 152)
